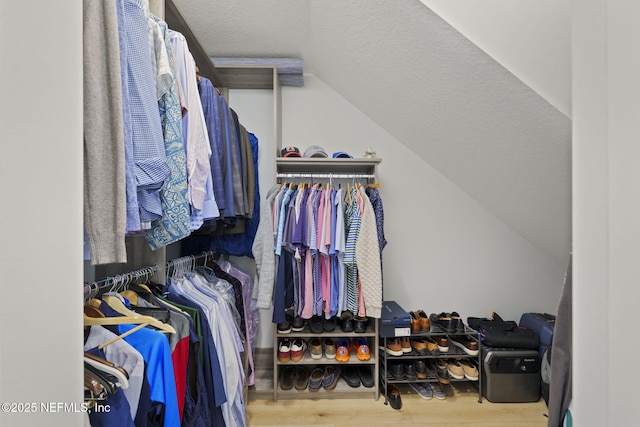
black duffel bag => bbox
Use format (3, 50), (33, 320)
(468, 312), (540, 350)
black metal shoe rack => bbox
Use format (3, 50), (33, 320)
(379, 323), (483, 406)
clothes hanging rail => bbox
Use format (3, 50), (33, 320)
(165, 250), (216, 276)
(84, 265), (158, 301)
(276, 172), (375, 180)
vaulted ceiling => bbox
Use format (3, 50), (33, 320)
(173, 0), (572, 266)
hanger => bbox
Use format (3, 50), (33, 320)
(84, 363), (118, 395)
(99, 295), (175, 333)
(84, 354), (129, 389)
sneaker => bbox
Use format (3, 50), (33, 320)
(409, 382), (433, 400)
(290, 338), (306, 362)
(460, 359), (479, 381)
(449, 335), (479, 356)
(446, 359), (465, 380)
(323, 338), (337, 359)
(428, 382), (447, 400)
(435, 336), (449, 353)
(354, 337), (371, 361)
(278, 338), (291, 363)
(291, 316), (305, 332)
(277, 315), (292, 334)
(336, 338), (351, 362)
(309, 315), (323, 333)
(401, 336), (412, 353)
(309, 338), (322, 360)
(323, 316), (337, 332)
(385, 338), (403, 357)
(433, 360), (451, 384)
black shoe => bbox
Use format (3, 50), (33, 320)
(323, 316), (337, 332)
(292, 316), (305, 332)
(309, 315), (323, 333)
(357, 366), (374, 388)
(433, 360), (451, 384)
(277, 315), (293, 334)
(450, 311), (465, 333)
(386, 385), (402, 410)
(415, 360), (428, 379)
(354, 316), (369, 333)
(388, 361), (404, 380)
(340, 311), (354, 332)
(341, 366), (361, 388)
(433, 312), (455, 333)
(404, 361), (417, 381)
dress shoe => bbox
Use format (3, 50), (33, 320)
(409, 311), (421, 334)
(404, 361), (417, 380)
(341, 366), (361, 388)
(433, 360), (451, 384)
(357, 366), (374, 388)
(388, 361), (404, 379)
(449, 335), (479, 356)
(386, 384), (402, 410)
(415, 360), (428, 379)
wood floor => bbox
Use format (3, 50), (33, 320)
(246, 349), (548, 427)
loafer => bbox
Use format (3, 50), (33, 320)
(280, 366), (295, 390)
(309, 338), (323, 360)
(446, 359), (465, 380)
(354, 316), (369, 333)
(409, 382), (433, 400)
(309, 315), (323, 333)
(294, 366), (309, 390)
(409, 311), (421, 334)
(341, 366), (361, 388)
(322, 366), (341, 390)
(449, 335), (479, 356)
(416, 309), (431, 331)
(357, 366), (374, 388)
(308, 367), (324, 391)
(386, 384), (402, 410)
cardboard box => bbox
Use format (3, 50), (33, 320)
(379, 301), (411, 338)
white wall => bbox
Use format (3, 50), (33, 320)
(573, 0), (640, 425)
(0, 1), (83, 426)
(422, 0), (572, 118)
(231, 74), (565, 349)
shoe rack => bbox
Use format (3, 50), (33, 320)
(272, 320), (380, 401)
(379, 321), (483, 406)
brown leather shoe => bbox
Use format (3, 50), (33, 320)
(449, 335), (479, 356)
(416, 309), (431, 331)
(409, 311), (421, 334)
(410, 338), (429, 355)
(435, 336), (449, 352)
(424, 337), (441, 355)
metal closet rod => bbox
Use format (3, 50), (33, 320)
(84, 264), (159, 299)
(276, 172), (375, 179)
(165, 250), (217, 274)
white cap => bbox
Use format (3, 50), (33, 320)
(303, 145), (328, 158)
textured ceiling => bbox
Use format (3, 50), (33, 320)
(173, 0), (571, 266)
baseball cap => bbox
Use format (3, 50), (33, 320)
(332, 152), (353, 158)
(303, 145), (328, 158)
(280, 146), (302, 157)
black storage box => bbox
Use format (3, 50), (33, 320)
(379, 301), (411, 338)
(481, 347), (541, 403)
